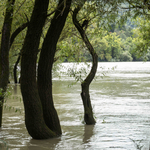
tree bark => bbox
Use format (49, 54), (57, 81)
(37, 0), (72, 135)
(20, 0), (57, 139)
(0, 0), (15, 127)
(72, 4), (98, 125)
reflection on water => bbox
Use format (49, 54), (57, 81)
(0, 62), (150, 149)
(27, 138), (61, 150)
(83, 125), (94, 149)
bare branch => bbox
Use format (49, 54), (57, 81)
(14, 0), (26, 15)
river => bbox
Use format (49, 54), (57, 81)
(0, 62), (150, 150)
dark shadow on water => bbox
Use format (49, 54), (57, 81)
(83, 125), (94, 148)
(27, 137), (61, 150)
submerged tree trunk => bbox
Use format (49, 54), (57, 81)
(21, 0), (56, 139)
(0, 0), (15, 127)
(38, 0), (72, 135)
(72, 4), (98, 125)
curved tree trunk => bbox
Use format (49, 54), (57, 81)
(21, 0), (56, 139)
(37, 0), (72, 135)
(0, 0), (15, 127)
(72, 4), (98, 125)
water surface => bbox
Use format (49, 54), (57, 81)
(0, 62), (150, 150)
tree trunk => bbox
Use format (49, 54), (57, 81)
(72, 4), (98, 125)
(37, 0), (72, 135)
(112, 47), (115, 59)
(0, 0), (15, 127)
(13, 54), (20, 83)
(21, 0), (56, 139)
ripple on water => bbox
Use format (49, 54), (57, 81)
(1, 62), (150, 149)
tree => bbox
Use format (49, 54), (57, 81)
(119, 0), (150, 58)
(72, 1), (98, 124)
(91, 32), (123, 61)
(0, 0), (15, 127)
(37, 0), (72, 135)
(21, 0), (72, 139)
(132, 18), (150, 59)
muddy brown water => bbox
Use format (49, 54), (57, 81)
(0, 62), (150, 150)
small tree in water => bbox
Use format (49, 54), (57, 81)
(72, 1), (98, 124)
(0, 0), (16, 127)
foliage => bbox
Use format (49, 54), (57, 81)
(95, 32), (122, 61)
(132, 17), (150, 59)
(0, 86), (12, 99)
(58, 21), (141, 63)
(1, 0), (149, 84)
(67, 64), (90, 83)
(0, 85), (22, 113)
(120, 51), (133, 61)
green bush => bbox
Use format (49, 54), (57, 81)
(120, 51), (133, 61)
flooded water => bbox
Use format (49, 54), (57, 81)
(0, 62), (150, 150)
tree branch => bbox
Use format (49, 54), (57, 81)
(14, 0), (27, 15)
(10, 22), (29, 48)
(47, 0), (66, 17)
